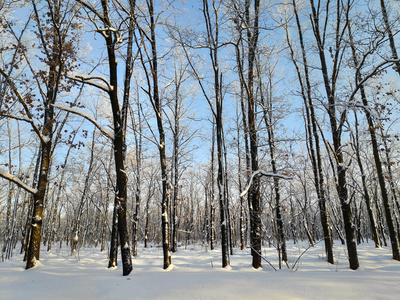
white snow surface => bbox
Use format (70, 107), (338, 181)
(1, 242), (400, 299)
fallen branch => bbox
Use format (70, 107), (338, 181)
(291, 239), (322, 272)
(248, 246), (277, 271)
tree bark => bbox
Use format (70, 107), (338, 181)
(100, 0), (133, 276)
(380, 0), (400, 75)
(288, 0), (334, 264)
(347, 23), (399, 258)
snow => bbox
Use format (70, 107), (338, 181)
(68, 74), (114, 92)
(33, 215), (42, 222)
(240, 170), (292, 198)
(1, 242), (400, 299)
(52, 104), (114, 140)
(0, 168), (38, 195)
(42, 136), (50, 144)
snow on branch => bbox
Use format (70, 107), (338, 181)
(52, 104), (114, 140)
(75, 0), (105, 23)
(68, 75), (113, 93)
(240, 170), (292, 198)
(0, 113), (49, 143)
(0, 168), (37, 195)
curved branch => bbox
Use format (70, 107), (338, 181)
(240, 170), (292, 198)
(68, 74), (113, 93)
(0, 168), (37, 195)
(52, 104), (114, 140)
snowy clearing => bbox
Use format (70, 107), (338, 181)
(1, 242), (400, 299)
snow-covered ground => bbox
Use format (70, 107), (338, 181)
(1, 241), (399, 299)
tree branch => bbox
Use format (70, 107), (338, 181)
(240, 170), (292, 198)
(52, 104), (114, 140)
(68, 74), (114, 93)
(0, 168), (37, 195)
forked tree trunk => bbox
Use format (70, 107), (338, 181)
(347, 23), (399, 259)
(309, 0), (359, 270)
(288, 0), (334, 264)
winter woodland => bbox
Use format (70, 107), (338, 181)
(1, 0), (400, 296)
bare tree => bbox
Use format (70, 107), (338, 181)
(66, 0), (136, 275)
(164, 55), (194, 253)
(345, 4), (400, 260)
(134, 0), (172, 269)
(231, 0), (262, 268)
(285, 0), (334, 264)
(308, 0), (359, 269)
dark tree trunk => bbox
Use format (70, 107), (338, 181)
(198, 0), (230, 267)
(26, 114), (53, 269)
(26, 40), (58, 268)
(101, 0), (132, 276)
(22, 148), (41, 259)
(101, 168), (111, 252)
(351, 112), (381, 248)
(236, 111), (246, 251)
(288, 0), (334, 264)
(309, 0), (359, 270)
(380, 0), (400, 75)
(347, 23), (399, 259)
(233, 0), (262, 268)
(259, 75), (287, 263)
(246, 0), (262, 269)
(210, 123), (216, 251)
(147, 0), (171, 269)
(108, 194), (119, 267)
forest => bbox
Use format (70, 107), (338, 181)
(1, 0), (400, 282)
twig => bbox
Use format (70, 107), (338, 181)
(248, 246), (277, 271)
(291, 239), (323, 271)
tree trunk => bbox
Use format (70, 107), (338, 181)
(99, 0), (133, 276)
(246, 0), (262, 269)
(210, 123), (216, 251)
(259, 75), (287, 263)
(26, 125), (53, 269)
(130, 102), (142, 257)
(309, 0), (359, 269)
(347, 22), (399, 259)
(101, 167), (111, 252)
(288, 0), (334, 264)
(380, 0), (400, 75)
(351, 112), (381, 248)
